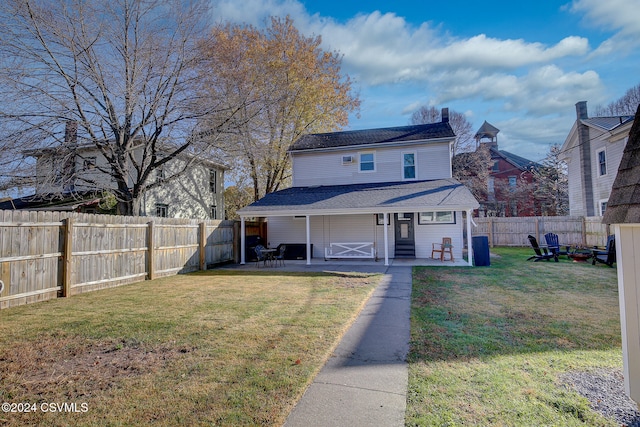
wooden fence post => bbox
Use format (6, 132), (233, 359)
(147, 221), (155, 280)
(199, 222), (207, 271)
(233, 221), (240, 263)
(490, 218), (494, 247)
(62, 218), (73, 297)
(581, 217), (587, 245)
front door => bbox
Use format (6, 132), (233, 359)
(394, 213), (415, 258)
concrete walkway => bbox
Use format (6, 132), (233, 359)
(283, 266), (413, 427)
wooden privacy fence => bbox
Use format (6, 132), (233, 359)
(473, 216), (611, 248)
(0, 209), (234, 309)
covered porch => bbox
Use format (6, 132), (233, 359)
(238, 179), (480, 267)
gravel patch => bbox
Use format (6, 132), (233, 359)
(560, 368), (640, 427)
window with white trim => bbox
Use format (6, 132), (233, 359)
(599, 200), (608, 216)
(418, 211), (456, 224)
(402, 151), (416, 179)
(359, 152), (375, 172)
(597, 149), (607, 176)
(375, 214), (390, 225)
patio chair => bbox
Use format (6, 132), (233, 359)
(544, 232), (570, 258)
(527, 235), (557, 262)
(254, 244), (267, 267)
(274, 245), (286, 267)
(432, 237), (454, 261)
(592, 235), (616, 267)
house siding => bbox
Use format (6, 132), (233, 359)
(592, 136), (627, 214)
(414, 212), (464, 259)
(561, 102), (634, 217)
(291, 142), (452, 187)
(267, 215), (382, 258)
(31, 146), (225, 220)
(267, 211), (464, 260)
(565, 149), (586, 216)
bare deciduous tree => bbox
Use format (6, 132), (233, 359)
(594, 82), (640, 116)
(533, 144), (569, 216)
(451, 144), (492, 203)
(0, 0), (231, 215)
(409, 106), (474, 154)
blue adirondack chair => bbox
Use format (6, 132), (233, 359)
(527, 235), (557, 262)
(544, 233), (570, 258)
(592, 235), (616, 267)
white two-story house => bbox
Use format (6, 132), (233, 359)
(238, 109), (480, 266)
(561, 101), (635, 216)
(3, 140), (226, 220)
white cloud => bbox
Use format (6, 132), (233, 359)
(211, 0), (310, 26)
(570, 0), (640, 58)
(571, 0), (640, 36)
(209, 0), (626, 159)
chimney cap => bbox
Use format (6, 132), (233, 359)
(441, 107), (449, 123)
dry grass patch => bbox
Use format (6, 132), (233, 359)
(0, 269), (380, 426)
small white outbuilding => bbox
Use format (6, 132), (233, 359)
(602, 104), (640, 404)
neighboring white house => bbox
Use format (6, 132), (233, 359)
(2, 141), (226, 220)
(237, 109), (480, 266)
(560, 101), (634, 216)
(602, 104), (640, 404)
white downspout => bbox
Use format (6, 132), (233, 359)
(306, 215), (311, 265)
(383, 212), (389, 266)
(240, 216), (246, 265)
(467, 209), (473, 266)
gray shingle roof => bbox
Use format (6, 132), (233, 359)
(238, 179), (479, 217)
(290, 122), (455, 151)
(584, 116), (634, 131)
(602, 108), (640, 224)
(491, 148), (540, 171)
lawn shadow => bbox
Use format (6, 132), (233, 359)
(409, 254), (621, 363)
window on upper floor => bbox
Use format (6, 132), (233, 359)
(402, 152), (416, 180)
(492, 160), (499, 172)
(597, 149), (607, 176)
(488, 177), (495, 194)
(508, 176), (517, 190)
(156, 165), (165, 182)
(83, 157), (96, 170)
(359, 152), (375, 172)
(210, 204), (217, 219)
(155, 203), (168, 217)
(209, 169), (217, 193)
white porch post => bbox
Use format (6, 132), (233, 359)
(240, 216), (246, 265)
(466, 209), (473, 266)
(383, 212), (389, 266)
(306, 215), (311, 265)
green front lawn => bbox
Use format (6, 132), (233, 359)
(407, 247), (622, 426)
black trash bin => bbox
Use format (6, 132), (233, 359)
(472, 236), (490, 266)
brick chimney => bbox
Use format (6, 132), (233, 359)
(575, 101), (588, 120)
(441, 108), (449, 123)
(575, 101), (595, 215)
(64, 120), (78, 145)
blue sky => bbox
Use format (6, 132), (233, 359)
(212, 0), (640, 163)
